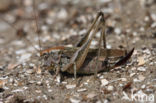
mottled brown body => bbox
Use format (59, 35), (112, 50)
(40, 11), (134, 75)
(41, 46), (134, 74)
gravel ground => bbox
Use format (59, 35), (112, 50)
(0, 0), (156, 103)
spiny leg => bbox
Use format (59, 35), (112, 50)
(102, 18), (106, 49)
(72, 22), (101, 83)
(51, 54), (62, 84)
(94, 13), (106, 77)
(101, 15), (110, 71)
(62, 12), (104, 76)
(95, 30), (103, 77)
(74, 62), (77, 79)
(76, 12), (105, 47)
(63, 21), (102, 74)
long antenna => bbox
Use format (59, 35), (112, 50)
(32, 0), (42, 54)
(0, 15), (39, 52)
(0, 15), (17, 30)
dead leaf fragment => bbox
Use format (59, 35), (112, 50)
(8, 64), (18, 70)
(36, 66), (42, 74)
(138, 56), (145, 66)
(0, 80), (7, 87)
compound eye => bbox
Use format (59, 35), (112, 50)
(42, 53), (49, 60)
(42, 53), (47, 56)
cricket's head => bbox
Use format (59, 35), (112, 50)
(40, 51), (60, 72)
(40, 50), (70, 72)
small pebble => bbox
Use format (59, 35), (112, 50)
(132, 32), (138, 36)
(53, 33), (61, 39)
(29, 63), (35, 67)
(43, 95), (48, 100)
(70, 97), (81, 103)
(114, 28), (121, 34)
(143, 49), (151, 55)
(11, 89), (24, 93)
(29, 80), (35, 84)
(151, 22), (156, 28)
(48, 89), (52, 92)
(91, 40), (98, 46)
(37, 81), (42, 85)
(78, 15), (87, 24)
(137, 67), (146, 71)
(101, 79), (109, 86)
(18, 53), (31, 63)
(119, 83), (123, 87)
(56, 75), (61, 83)
(133, 78), (141, 82)
(36, 90), (42, 93)
(144, 16), (149, 22)
(77, 88), (87, 92)
(106, 44), (111, 49)
(57, 9), (68, 19)
(15, 49), (26, 55)
(79, 29), (87, 35)
(139, 27), (145, 31)
(121, 78), (127, 82)
(99, 0), (111, 3)
(131, 67), (137, 71)
(138, 75), (145, 81)
(95, 31), (101, 38)
(99, 75), (104, 79)
(38, 2), (48, 10)
(107, 85), (114, 91)
(66, 84), (76, 89)
(149, 62), (154, 65)
(87, 92), (97, 98)
(141, 85), (146, 89)
(62, 81), (67, 84)
(24, 0), (32, 6)
(130, 73), (136, 77)
(26, 69), (34, 74)
(12, 40), (25, 46)
(151, 13), (156, 21)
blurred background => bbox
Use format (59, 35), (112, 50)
(0, 0), (156, 46)
(0, 0), (156, 102)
